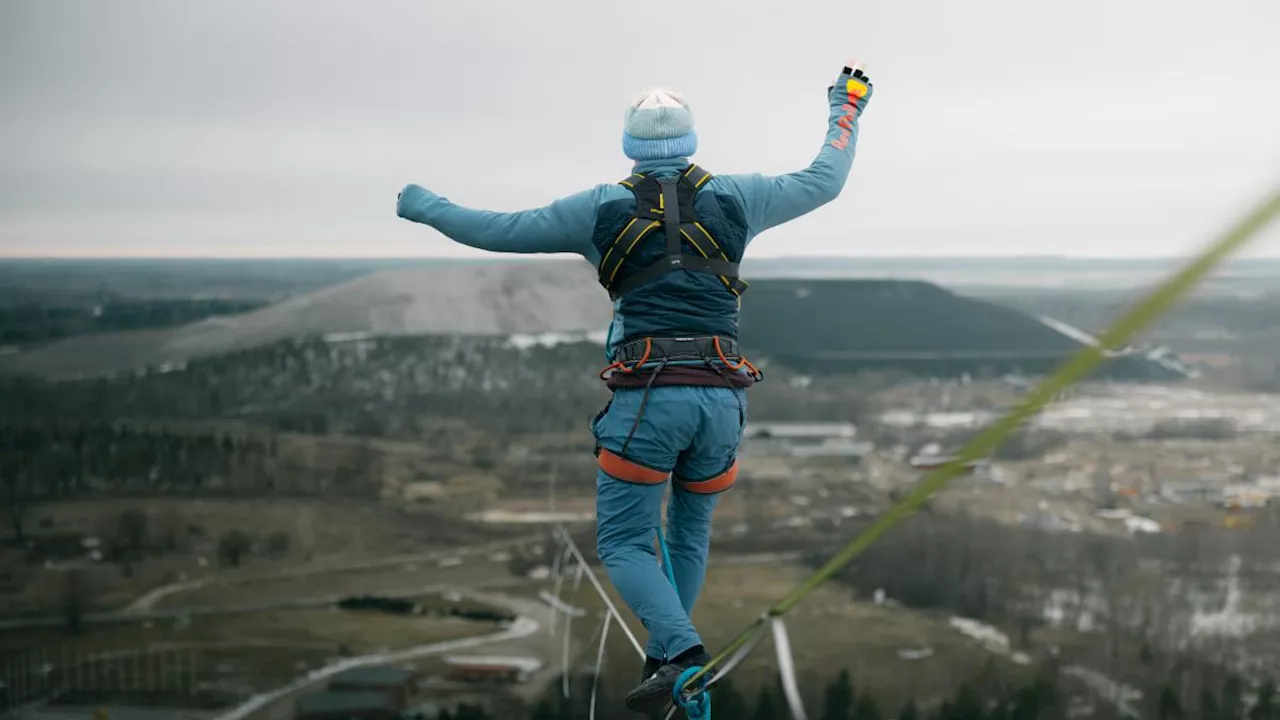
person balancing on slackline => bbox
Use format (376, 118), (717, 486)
(397, 60), (874, 712)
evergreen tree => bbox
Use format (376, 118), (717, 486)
(529, 699), (556, 720)
(753, 685), (781, 720)
(1157, 685), (1184, 720)
(1252, 680), (1277, 720)
(1222, 675), (1245, 720)
(851, 693), (882, 720)
(1139, 640), (1156, 667)
(1010, 662), (1059, 720)
(822, 669), (855, 720)
(1202, 688), (1221, 720)
(945, 683), (984, 720)
(453, 703), (490, 720)
(898, 700), (921, 720)
(714, 679), (750, 719)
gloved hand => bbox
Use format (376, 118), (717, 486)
(396, 183), (437, 222)
(828, 60), (873, 117)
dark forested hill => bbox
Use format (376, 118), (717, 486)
(739, 279), (1178, 378)
(741, 279), (1080, 355)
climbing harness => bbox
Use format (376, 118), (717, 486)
(592, 334), (760, 497)
(598, 164), (747, 301)
(615, 336), (745, 367)
(598, 335), (762, 383)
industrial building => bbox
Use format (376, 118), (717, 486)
(296, 690), (403, 720)
(441, 655), (543, 685)
(294, 665), (419, 720)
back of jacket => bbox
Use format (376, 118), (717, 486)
(395, 71), (874, 361)
(589, 162), (751, 348)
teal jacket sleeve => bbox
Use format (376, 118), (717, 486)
(396, 183), (604, 264)
(720, 71), (873, 237)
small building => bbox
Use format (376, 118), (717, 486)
(1161, 480), (1223, 505)
(296, 691), (402, 720)
(744, 422), (857, 440)
(442, 655), (543, 684)
(908, 444), (984, 473)
(1220, 484), (1273, 509)
(741, 422), (869, 458)
(328, 665), (418, 708)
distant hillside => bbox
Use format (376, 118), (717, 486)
(0, 262), (1186, 381)
(0, 257), (413, 304)
(0, 261), (610, 380)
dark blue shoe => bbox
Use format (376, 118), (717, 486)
(625, 649), (710, 714)
(641, 655), (663, 683)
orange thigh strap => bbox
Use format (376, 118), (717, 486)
(675, 460), (739, 495)
(597, 448), (670, 485)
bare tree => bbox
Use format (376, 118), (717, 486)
(217, 530), (252, 567)
(63, 569), (89, 635)
(116, 508), (149, 554)
(1, 464), (35, 544)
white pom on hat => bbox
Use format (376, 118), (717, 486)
(630, 87), (689, 111)
(622, 86), (697, 160)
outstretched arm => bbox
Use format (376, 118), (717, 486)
(721, 68), (874, 237)
(396, 183), (604, 263)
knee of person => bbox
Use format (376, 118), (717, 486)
(597, 524), (656, 559)
(666, 525), (711, 552)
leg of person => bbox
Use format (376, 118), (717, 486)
(591, 387), (701, 702)
(624, 385), (747, 712)
(668, 385), (746, 618)
(594, 471), (673, 654)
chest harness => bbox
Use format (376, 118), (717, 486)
(596, 164), (761, 382)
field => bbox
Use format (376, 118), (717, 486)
(539, 560), (1028, 710)
(152, 558), (524, 611)
(0, 601), (507, 702)
(0, 603), (497, 656)
(4, 496), (521, 617)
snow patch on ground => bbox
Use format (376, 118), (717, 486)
(949, 617), (1031, 665)
(507, 329), (608, 350)
(1064, 666), (1142, 718)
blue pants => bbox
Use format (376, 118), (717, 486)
(591, 385), (747, 660)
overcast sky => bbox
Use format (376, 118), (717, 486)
(1, 0), (1277, 259)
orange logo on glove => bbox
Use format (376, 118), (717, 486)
(830, 78), (869, 150)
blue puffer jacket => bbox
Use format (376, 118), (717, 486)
(397, 71), (873, 360)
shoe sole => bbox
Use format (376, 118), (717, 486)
(625, 682), (673, 713)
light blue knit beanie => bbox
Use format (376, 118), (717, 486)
(622, 87), (697, 161)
